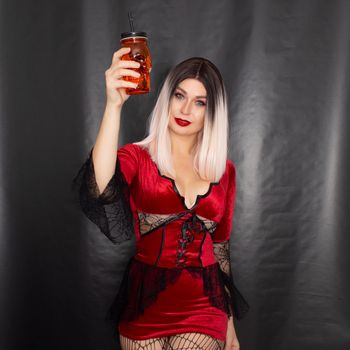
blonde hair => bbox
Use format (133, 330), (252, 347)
(134, 57), (229, 182)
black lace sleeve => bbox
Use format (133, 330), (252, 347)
(213, 240), (250, 320)
(71, 147), (135, 244)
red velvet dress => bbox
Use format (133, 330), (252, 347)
(72, 143), (249, 342)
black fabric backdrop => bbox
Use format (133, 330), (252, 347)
(1, 0), (349, 349)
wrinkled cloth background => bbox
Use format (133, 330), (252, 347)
(1, 0), (349, 349)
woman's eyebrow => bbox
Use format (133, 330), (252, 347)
(176, 86), (207, 99)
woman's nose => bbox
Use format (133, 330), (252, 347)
(181, 99), (192, 114)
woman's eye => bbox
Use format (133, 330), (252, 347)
(174, 92), (206, 107)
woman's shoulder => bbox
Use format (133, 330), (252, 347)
(117, 143), (151, 166)
(222, 159), (236, 188)
(226, 158), (236, 175)
(117, 142), (145, 156)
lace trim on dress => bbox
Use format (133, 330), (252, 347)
(106, 256), (250, 329)
(137, 211), (217, 236)
(213, 240), (250, 320)
(71, 147), (134, 244)
(137, 210), (219, 267)
(137, 212), (183, 235)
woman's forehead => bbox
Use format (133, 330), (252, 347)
(176, 79), (207, 97)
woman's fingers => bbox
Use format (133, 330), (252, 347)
(108, 79), (138, 89)
(111, 47), (131, 64)
(112, 59), (140, 71)
(110, 47), (141, 69)
(108, 68), (141, 79)
(104, 47), (140, 105)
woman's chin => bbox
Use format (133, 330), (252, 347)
(169, 127), (202, 139)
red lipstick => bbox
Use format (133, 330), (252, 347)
(175, 117), (191, 127)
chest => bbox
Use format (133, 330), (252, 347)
(128, 155), (227, 223)
(163, 168), (212, 209)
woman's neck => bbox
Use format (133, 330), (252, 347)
(169, 131), (198, 157)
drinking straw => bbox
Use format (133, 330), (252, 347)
(128, 11), (135, 32)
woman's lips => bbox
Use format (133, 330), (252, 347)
(175, 117), (191, 127)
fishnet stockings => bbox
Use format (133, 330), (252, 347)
(120, 332), (225, 350)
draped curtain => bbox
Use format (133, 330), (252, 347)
(1, 0), (349, 349)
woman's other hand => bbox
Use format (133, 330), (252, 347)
(225, 316), (240, 350)
(104, 47), (141, 107)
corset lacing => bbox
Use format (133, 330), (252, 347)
(176, 212), (207, 267)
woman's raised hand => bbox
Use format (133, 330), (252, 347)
(104, 47), (141, 107)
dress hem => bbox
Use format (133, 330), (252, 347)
(118, 326), (227, 342)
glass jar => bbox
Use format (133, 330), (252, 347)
(120, 31), (152, 95)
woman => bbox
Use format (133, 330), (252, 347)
(72, 47), (249, 350)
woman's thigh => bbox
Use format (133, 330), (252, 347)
(119, 334), (168, 350)
(167, 332), (225, 350)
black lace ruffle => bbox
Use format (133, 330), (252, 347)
(71, 147), (134, 244)
(218, 265), (250, 320)
(105, 257), (250, 334)
(213, 240), (250, 320)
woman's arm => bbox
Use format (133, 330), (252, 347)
(212, 161), (250, 320)
(225, 316), (240, 350)
(92, 103), (122, 195)
(71, 47), (140, 243)
(92, 47), (140, 194)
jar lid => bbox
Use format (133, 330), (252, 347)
(121, 31), (147, 39)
